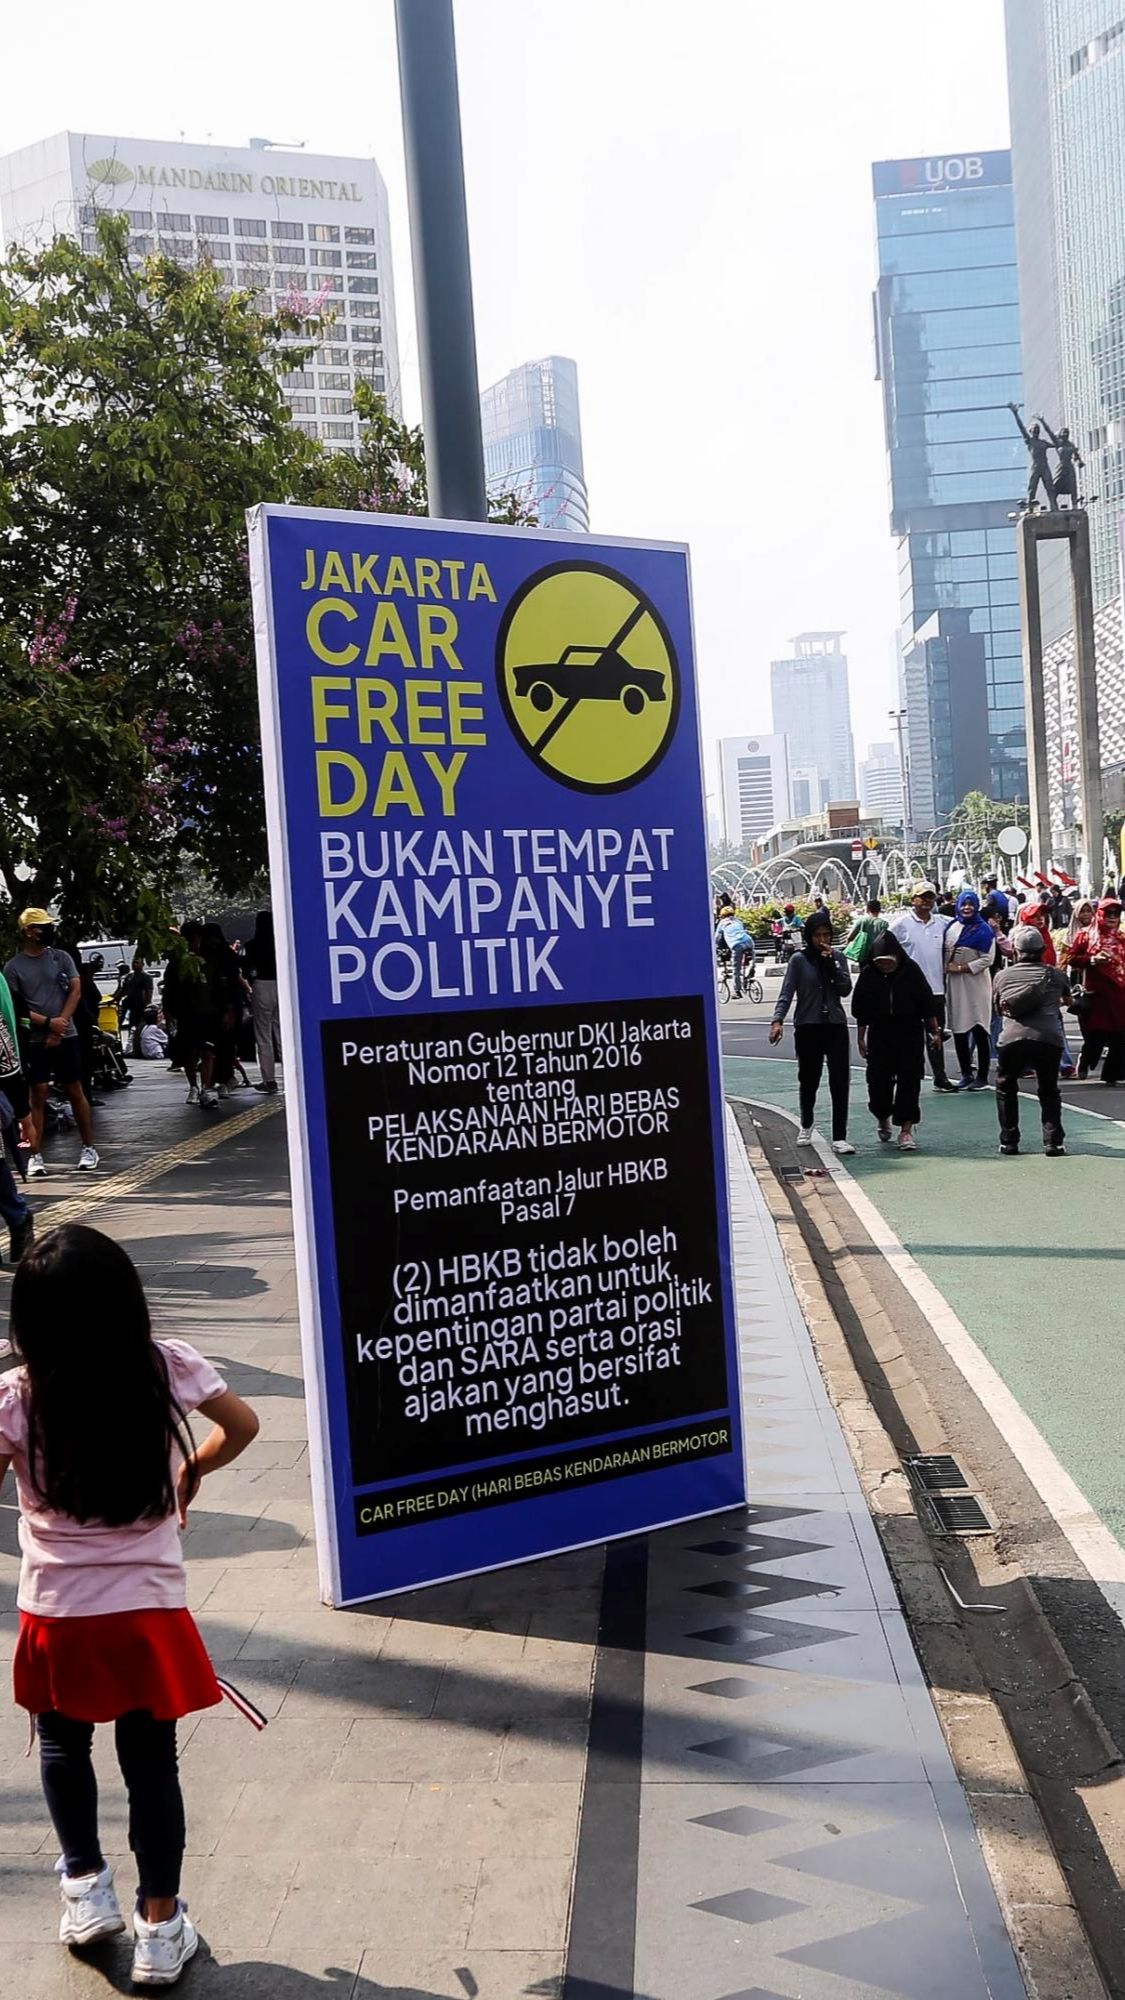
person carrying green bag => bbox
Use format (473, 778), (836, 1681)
(844, 898), (884, 967)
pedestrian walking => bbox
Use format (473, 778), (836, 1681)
(852, 931), (939, 1150)
(0, 966), (34, 1264)
(993, 924), (1071, 1155)
(0, 1224), (260, 1983)
(768, 911), (855, 1153)
(944, 891), (996, 1089)
(887, 884), (956, 1091)
(118, 958), (154, 1059)
(3, 910), (98, 1177)
(244, 911), (281, 1094)
(1060, 897), (1096, 1075)
(1066, 897), (1125, 1085)
(843, 898), (883, 970)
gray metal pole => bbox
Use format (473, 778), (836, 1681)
(1070, 510), (1105, 889)
(1016, 517), (1053, 875)
(395, 0), (488, 522)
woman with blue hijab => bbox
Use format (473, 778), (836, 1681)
(943, 890), (998, 1088)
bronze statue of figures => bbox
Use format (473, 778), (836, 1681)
(1037, 416), (1084, 506)
(1009, 402), (1056, 510)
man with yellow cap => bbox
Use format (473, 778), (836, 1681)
(3, 910), (98, 1177)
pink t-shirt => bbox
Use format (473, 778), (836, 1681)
(0, 1338), (226, 1618)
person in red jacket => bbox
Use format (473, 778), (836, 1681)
(1066, 897), (1125, 1085)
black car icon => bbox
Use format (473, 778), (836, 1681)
(512, 644), (668, 716)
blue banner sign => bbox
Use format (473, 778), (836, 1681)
(249, 506), (743, 1603)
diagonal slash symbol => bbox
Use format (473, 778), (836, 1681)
(530, 599), (647, 756)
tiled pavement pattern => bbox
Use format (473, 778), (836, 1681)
(0, 1074), (597, 1997)
(629, 1113), (1027, 2000)
(0, 1076), (1027, 1996)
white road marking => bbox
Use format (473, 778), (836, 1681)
(738, 1091), (1125, 1635)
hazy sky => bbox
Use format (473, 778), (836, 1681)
(2, 0), (1012, 789)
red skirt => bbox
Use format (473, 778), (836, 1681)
(14, 1608), (224, 1723)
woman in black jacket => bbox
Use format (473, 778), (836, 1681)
(852, 930), (940, 1151)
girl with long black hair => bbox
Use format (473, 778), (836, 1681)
(0, 1224), (259, 1984)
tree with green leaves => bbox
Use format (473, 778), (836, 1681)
(943, 791), (1028, 860)
(0, 212), (531, 944)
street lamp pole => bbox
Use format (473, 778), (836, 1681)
(394, 0), (488, 522)
(890, 706), (912, 847)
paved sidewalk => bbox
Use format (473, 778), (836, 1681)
(620, 1115), (1025, 2000)
(0, 1085), (1026, 1996)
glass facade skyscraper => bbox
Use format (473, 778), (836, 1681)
(770, 633), (856, 809)
(479, 355), (589, 531)
(872, 151), (1026, 821)
(1007, 0), (1125, 629)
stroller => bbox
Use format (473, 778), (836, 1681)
(90, 1021), (131, 1091)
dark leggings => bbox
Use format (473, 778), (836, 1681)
(37, 1710), (184, 1901)
(794, 1023), (851, 1140)
(953, 1025), (991, 1083)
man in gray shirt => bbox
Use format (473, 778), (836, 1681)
(993, 923), (1070, 1157)
(3, 908), (98, 1178)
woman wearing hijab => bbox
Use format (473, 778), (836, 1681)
(852, 931), (939, 1150)
(1063, 896), (1096, 961)
(943, 891), (996, 1089)
(1066, 898), (1125, 1085)
(768, 911), (854, 1153)
(1015, 901), (1057, 965)
(1060, 896), (1096, 1075)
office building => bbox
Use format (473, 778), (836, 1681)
(718, 734), (791, 847)
(1006, 2), (1125, 824)
(0, 131), (400, 447)
(480, 356), (589, 531)
(770, 633), (855, 809)
(872, 150), (1025, 823)
(859, 741), (906, 821)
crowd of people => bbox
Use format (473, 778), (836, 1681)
(761, 876), (1122, 1157)
(0, 909), (282, 1252)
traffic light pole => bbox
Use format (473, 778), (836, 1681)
(394, 0), (488, 522)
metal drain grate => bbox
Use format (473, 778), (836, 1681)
(922, 1491), (992, 1535)
(904, 1453), (969, 1492)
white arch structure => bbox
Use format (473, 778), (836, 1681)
(712, 840), (996, 908)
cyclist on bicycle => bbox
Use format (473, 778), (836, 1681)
(715, 904), (756, 999)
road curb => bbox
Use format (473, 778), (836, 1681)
(733, 1100), (1108, 2000)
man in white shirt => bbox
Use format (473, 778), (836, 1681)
(888, 884), (956, 1091)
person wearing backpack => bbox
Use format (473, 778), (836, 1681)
(3, 910), (98, 1177)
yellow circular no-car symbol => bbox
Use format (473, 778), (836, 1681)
(496, 561), (680, 793)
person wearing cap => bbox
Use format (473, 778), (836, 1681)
(993, 923), (1071, 1157)
(887, 885), (956, 1091)
(2, 910), (98, 1177)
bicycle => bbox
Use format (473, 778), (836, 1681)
(717, 959), (763, 1005)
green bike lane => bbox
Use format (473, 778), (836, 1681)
(722, 1052), (1125, 1555)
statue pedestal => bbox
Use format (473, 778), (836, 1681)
(1016, 509), (1102, 888)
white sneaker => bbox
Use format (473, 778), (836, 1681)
(216, 1082), (229, 1099)
(199, 1088), (219, 1109)
(58, 1862), (126, 1948)
(185, 1086), (200, 1105)
(832, 1138), (856, 1156)
(132, 1900), (198, 1986)
(796, 1126), (814, 1145)
(27, 1152), (47, 1178)
(77, 1146), (99, 1172)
